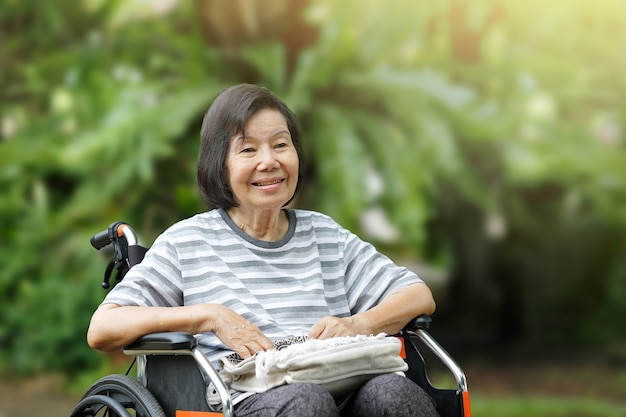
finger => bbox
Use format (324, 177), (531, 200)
(259, 337), (275, 351)
(244, 340), (270, 357)
(318, 326), (339, 340)
(307, 321), (324, 339)
(236, 346), (253, 359)
(317, 319), (353, 339)
(243, 330), (274, 352)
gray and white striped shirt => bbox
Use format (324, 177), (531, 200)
(102, 208), (423, 364)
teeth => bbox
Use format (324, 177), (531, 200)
(255, 179), (282, 186)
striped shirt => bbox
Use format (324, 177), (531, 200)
(102, 208), (423, 364)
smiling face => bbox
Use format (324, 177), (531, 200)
(226, 108), (299, 214)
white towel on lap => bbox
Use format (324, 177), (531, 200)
(219, 333), (408, 397)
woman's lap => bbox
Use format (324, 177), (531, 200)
(234, 383), (338, 417)
(234, 374), (438, 417)
(341, 373), (439, 417)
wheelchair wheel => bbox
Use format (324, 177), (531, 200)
(71, 374), (166, 417)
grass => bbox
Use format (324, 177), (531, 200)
(470, 395), (626, 417)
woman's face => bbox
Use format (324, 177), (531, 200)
(226, 108), (299, 213)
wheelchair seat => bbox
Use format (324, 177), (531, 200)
(71, 222), (472, 417)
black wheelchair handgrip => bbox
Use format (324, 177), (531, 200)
(90, 229), (111, 250)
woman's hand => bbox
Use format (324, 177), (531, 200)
(307, 283), (436, 340)
(307, 315), (373, 340)
(211, 305), (275, 358)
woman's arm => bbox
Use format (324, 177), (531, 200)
(87, 303), (274, 358)
(307, 282), (435, 339)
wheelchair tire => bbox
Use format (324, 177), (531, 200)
(71, 374), (166, 417)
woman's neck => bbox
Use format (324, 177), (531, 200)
(227, 208), (289, 241)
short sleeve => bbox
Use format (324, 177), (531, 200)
(340, 227), (423, 314)
(101, 233), (184, 307)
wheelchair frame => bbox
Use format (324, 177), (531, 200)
(71, 222), (472, 417)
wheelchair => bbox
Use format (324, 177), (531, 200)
(71, 222), (472, 417)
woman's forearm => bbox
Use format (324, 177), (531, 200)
(308, 282), (436, 339)
(87, 303), (275, 358)
(357, 282), (436, 336)
(87, 303), (215, 352)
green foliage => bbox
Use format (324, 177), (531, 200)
(1, 0), (626, 376)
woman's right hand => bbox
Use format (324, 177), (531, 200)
(209, 304), (275, 359)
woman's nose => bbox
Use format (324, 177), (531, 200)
(257, 146), (279, 171)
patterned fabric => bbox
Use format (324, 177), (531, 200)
(102, 208), (423, 365)
(224, 335), (309, 365)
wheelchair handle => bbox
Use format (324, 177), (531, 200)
(90, 222), (138, 249)
(90, 221), (141, 290)
(90, 229), (112, 250)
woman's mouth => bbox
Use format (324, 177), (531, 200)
(252, 178), (284, 187)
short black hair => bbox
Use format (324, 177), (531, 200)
(197, 84), (304, 209)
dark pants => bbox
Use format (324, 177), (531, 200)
(234, 373), (439, 417)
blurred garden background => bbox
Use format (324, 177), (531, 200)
(1, 0), (625, 416)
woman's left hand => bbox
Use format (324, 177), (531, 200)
(307, 283), (436, 340)
(307, 315), (373, 339)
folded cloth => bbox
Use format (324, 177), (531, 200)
(219, 333), (408, 397)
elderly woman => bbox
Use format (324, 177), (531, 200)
(87, 84), (439, 417)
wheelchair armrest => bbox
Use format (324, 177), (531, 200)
(123, 332), (235, 416)
(403, 314), (432, 331)
(124, 332), (196, 352)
